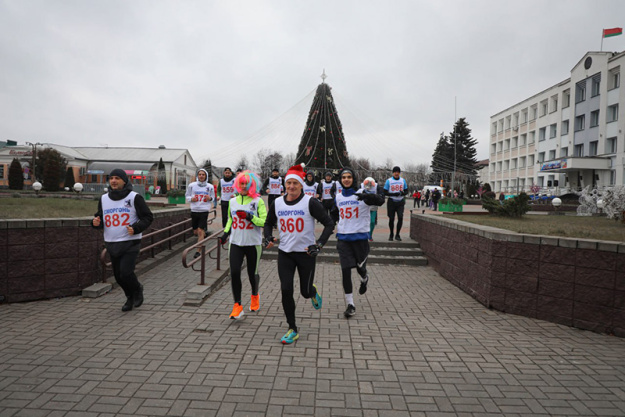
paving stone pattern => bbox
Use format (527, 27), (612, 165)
(2, 249), (625, 417)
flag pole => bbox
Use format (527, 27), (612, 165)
(601, 30), (604, 52)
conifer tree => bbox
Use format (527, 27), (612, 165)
(295, 79), (350, 172)
(64, 167), (75, 189)
(430, 133), (453, 174)
(8, 158), (24, 190)
(450, 118), (478, 177)
(36, 148), (66, 191)
(157, 158), (167, 192)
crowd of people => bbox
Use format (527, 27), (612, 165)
(92, 164), (422, 344)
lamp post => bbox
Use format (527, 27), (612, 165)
(32, 181), (42, 195)
(25, 142), (43, 182)
(597, 199), (605, 215)
(551, 197), (562, 212)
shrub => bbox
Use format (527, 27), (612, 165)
(482, 192), (532, 217)
(8, 158), (24, 190)
(439, 197), (466, 206)
(166, 189), (186, 198)
(11, 192), (21, 198)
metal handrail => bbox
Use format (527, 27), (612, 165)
(99, 209), (217, 282)
(181, 229), (225, 285)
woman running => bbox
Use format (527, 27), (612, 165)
(219, 171), (267, 319)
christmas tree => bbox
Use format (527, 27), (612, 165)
(294, 71), (350, 174)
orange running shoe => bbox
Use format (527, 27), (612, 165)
(250, 294), (260, 312)
(229, 303), (244, 320)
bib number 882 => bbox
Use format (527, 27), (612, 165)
(104, 213), (130, 227)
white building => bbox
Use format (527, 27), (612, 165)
(489, 50), (624, 195)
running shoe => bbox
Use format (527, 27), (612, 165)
(344, 304), (356, 318)
(311, 284), (322, 310)
(229, 303), (244, 320)
(395, 235), (402, 241)
(359, 276), (369, 295)
(281, 329), (299, 344)
(250, 294), (260, 312)
(193, 251), (201, 259)
(388, 234), (394, 241)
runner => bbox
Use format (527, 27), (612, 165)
(92, 169), (153, 312)
(219, 171), (267, 319)
(361, 177), (380, 241)
(217, 167), (236, 228)
(185, 168), (215, 257)
(303, 171), (319, 198)
(317, 171), (335, 216)
(264, 164), (334, 344)
(262, 168), (284, 210)
(384, 166), (409, 241)
(332, 169), (384, 318)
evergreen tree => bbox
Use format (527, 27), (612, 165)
(295, 80), (350, 171)
(64, 167), (75, 189)
(450, 118), (478, 177)
(430, 133), (453, 174)
(201, 159), (213, 182)
(157, 158), (167, 192)
(36, 148), (66, 191)
(8, 158), (24, 190)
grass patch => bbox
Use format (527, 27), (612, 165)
(0, 197), (175, 219)
(456, 214), (625, 242)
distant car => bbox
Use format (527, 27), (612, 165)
(421, 185), (444, 195)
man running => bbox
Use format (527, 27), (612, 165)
(303, 171), (319, 198)
(186, 168), (215, 257)
(317, 171), (335, 216)
(331, 168), (384, 318)
(217, 167), (236, 228)
(384, 166), (409, 241)
(262, 168), (284, 210)
(92, 169), (153, 312)
(264, 164), (334, 344)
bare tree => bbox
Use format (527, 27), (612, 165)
(253, 148), (284, 179)
(235, 155), (249, 171)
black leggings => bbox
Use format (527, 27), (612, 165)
(229, 244), (261, 304)
(221, 201), (229, 228)
(387, 200), (405, 235)
(341, 265), (367, 294)
(107, 240), (142, 298)
(277, 250), (317, 333)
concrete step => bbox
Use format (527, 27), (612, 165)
(261, 250), (427, 266)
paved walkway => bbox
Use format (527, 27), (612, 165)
(2, 201), (625, 416)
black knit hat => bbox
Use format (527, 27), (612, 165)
(392, 166), (401, 173)
(109, 168), (129, 184)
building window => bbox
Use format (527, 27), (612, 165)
(575, 114), (585, 131)
(610, 170), (616, 185)
(607, 104), (619, 123)
(504, 139), (510, 151)
(575, 81), (586, 103)
(549, 124), (557, 138)
(551, 95), (558, 112)
(529, 131), (536, 144)
(519, 156), (526, 168)
(513, 112), (519, 127)
(497, 162), (502, 171)
(591, 74), (601, 97)
(520, 134), (527, 146)
(504, 161), (509, 171)
(0, 165), (4, 179)
(538, 152), (545, 163)
(492, 122), (497, 135)
(511, 136), (518, 148)
(522, 109), (528, 123)
(590, 110), (600, 127)
(561, 119), (569, 135)
(528, 155), (535, 166)
(505, 116), (511, 130)
(609, 68), (620, 90)
(511, 158), (517, 169)
(607, 137), (617, 153)
(539, 127), (546, 141)
(561, 147), (568, 157)
(589, 141), (598, 156)
(490, 163), (496, 172)
(531, 105), (538, 120)
(549, 150), (556, 160)
(538, 176), (544, 187)
(574, 144), (584, 157)
(540, 100), (548, 117)
(563, 89), (571, 108)
(491, 143), (496, 154)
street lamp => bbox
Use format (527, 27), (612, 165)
(551, 197), (562, 212)
(597, 199), (605, 214)
(25, 142), (43, 181)
(32, 181), (42, 195)
(73, 183), (83, 193)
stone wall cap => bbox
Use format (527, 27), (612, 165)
(558, 238), (577, 248)
(577, 239), (598, 250)
(540, 236), (559, 246)
(597, 241), (619, 252)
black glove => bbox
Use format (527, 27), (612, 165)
(306, 243), (322, 257)
(355, 193), (365, 201)
(245, 211), (254, 221)
(263, 236), (275, 248)
(390, 192), (401, 197)
(218, 232), (229, 245)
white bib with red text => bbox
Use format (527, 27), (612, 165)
(321, 181), (334, 200)
(274, 195), (315, 252)
(220, 178), (236, 202)
(229, 196), (262, 246)
(268, 177), (283, 195)
(101, 192), (142, 242)
(335, 190), (370, 235)
(303, 182), (318, 197)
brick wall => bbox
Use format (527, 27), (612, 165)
(0, 208), (194, 303)
(410, 214), (625, 337)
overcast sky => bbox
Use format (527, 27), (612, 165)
(2, 0), (625, 170)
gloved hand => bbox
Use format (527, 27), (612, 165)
(355, 193), (365, 201)
(218, 232), (229, 245)
(263, 236), (275, 248)
(245, 211), (253, 221)
(389, 192), (401, 197)
(236, 210), (247, 219)
(306, 243), (322, 257)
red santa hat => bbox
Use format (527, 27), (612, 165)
(285, 163), (306, 187)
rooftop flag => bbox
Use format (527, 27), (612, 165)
(603, 27), (623, 38)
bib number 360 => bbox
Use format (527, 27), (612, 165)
(280, 217), (304, 233)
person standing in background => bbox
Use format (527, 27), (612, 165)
(186, 169), (215, 258)
(217, 167), (236, 228)
(384, 166), (409, 241)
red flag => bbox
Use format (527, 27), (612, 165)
(603, 28), (623, 38)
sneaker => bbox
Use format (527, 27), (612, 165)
(388, 234), (394, 241)
(121, 297), (133, 312)
(229, 303), (244, 320)
(133, 284), (144, 308)
(344, 304), (356, 318)
(368, 238), (373, 242)
(250, 294), (260, 312)
(281, 329), (299, 344)
(193, 251), (201, 259)
(395, 235), (402, 241)
(311, 284), (322, 310)
(359, 276), (368, 295)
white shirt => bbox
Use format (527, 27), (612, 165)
(274, 195), (315, 252)
(228, 196), (263, 246)
(303, 182), (318, 197)
(101, 192), (142, 242)
(268, 177), (283, 195)
(186, 182), (215, 212)
(219, 178), (236, 202)
(335, 189), (371, 235)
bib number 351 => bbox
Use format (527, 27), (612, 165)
(280, 217), (304, 233)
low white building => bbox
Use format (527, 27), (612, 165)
(489, 50), (624, 195)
